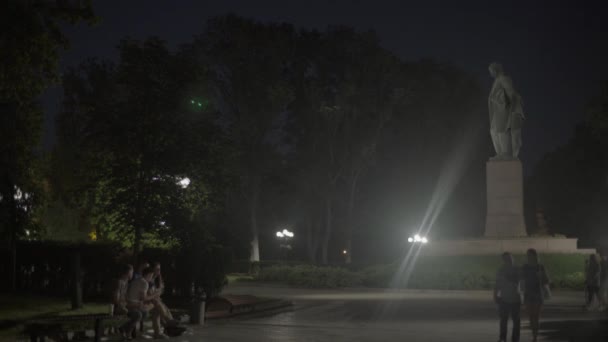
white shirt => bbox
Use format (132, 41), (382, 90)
(127, 277), (149, 305)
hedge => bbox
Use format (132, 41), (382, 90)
(257, 265), (362, 288)
(253, 254), (589, 290)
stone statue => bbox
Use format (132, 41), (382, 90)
(488, 62), (525, 160)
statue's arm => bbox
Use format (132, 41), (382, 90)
(500, 76), (517, 100)
(501, 76), (525, 118)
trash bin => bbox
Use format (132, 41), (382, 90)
(190, 290), (207, 325)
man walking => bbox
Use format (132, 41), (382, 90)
(599, 253), (607, 310)
(494, 252), (521, 342)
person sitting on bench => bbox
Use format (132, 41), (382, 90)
(149, 262), (179, 327)
(127, 267), (166, 339)
(112, 264), (142, 339)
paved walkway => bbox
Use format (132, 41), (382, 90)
(186, 284), (607, 342)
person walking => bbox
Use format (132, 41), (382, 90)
(585, 254), (601, 311)
(521, 248), (549, 342)
(600, 254), (608, 310)
(494, 252), (521, 342)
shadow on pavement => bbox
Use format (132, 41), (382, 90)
(539, 319), (608, 341)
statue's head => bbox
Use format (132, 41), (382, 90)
(488, 62), (503, 78)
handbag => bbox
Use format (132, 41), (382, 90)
(542, 283), (551, 300)
(539, 265), (551, 300)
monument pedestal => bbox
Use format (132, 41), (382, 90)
(485, 159), (527, 237)
(420, 159), (595, 256)
(420, 237), (595, 256)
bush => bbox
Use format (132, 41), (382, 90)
(257, 264), (362, 288)
(253, 254), (589, 290)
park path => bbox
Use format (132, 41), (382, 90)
(186, 284), (607, 342)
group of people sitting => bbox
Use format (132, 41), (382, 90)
(112, 261), (179, 340)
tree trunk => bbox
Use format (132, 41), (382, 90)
(8, 235), (16, 292)
(70, 249), (83, 309)
(344, 171), (360, 264)
(306, 215), (321, 263)
(249, 179), (260, 262)
(321, 196), (332, 265)
(133, 167), (145, 261)
(6, 183), (18, 292)
(305, 217), (314, 262)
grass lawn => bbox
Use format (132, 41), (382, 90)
(0, 294), (107, 341)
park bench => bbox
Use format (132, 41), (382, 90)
(225, 295), (259, 314)
(205, 294), (291, 318)
(23, 313), (127, 342)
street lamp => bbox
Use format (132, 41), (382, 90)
(408, 234), (429, 244)
(276, 229), (294, 259)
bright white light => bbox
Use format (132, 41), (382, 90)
(14, 187), (23, 200)
(407, 237), (414, 243)
(25, 229), (30, 236)
(177, 177), (191, 189)
(421, 237), (428, 244)
(280, 229), (294, 238)
(276, 232), (284, 238)
(342, 250), (348, 255)
(159, 221), (166, 226)
(414, 234), (421, 242)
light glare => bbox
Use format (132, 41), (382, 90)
(177, 177), (191, 189)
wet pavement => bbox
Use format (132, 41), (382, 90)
(182, 284), (608, 342)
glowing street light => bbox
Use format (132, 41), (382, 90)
(342, 249), (348, 255)
(408, 234), (429, 244)
(276, 228), (294, 259)
(276, 229), (294, 239)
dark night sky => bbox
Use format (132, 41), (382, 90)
(41, 0), (608, 172)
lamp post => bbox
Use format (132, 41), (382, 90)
(407, 234), (429, 244)
(276, 229), (294, 260)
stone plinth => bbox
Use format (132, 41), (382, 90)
(485, 159), (527, 237)
(420, 238), (595, 256)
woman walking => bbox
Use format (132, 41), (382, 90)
(585, 254), (601, 310)
(521, 248), (549, 342)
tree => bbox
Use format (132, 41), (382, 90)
(0, 0), (95, 291)
(56, 38), (224, 256)
(289, 28), (407, 263)
(530, 82), (608, 244)
(194, 15), (296, 262)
